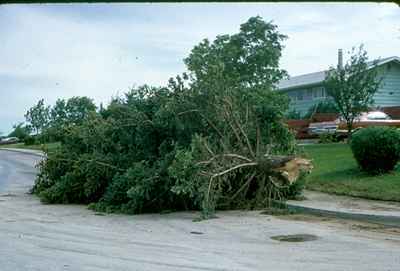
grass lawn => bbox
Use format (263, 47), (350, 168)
(302, 143), (400, 202)
(0, 142), (61, 154)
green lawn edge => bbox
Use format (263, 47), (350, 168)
(303, 143), (400, 202)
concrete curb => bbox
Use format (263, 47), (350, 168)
(286, 203), (400, 228)
(0, 148), (46, 158)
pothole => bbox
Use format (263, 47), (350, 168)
(271, 234), (318, 242)
(190, 231), (204, 235)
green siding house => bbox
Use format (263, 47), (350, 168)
(277, 54), (400, 116)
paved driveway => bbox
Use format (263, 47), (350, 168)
(0, 150), (399, 271)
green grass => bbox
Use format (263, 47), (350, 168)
(303, 143), (400, 202)
(0, 142), (61, 154)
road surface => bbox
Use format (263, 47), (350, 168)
(0, 150), (399, 271)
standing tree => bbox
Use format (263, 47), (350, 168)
(25, 99), (50, 135)
(324, 46), (382, 137)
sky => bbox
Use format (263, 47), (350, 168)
(0, 3), (399, 134)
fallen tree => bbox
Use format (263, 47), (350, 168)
(32, 16), (312, 217)
(169, 95), (312, 217)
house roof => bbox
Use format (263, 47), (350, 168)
(277, 56), (400, 91)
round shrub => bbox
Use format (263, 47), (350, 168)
(350, 126), (400, 174)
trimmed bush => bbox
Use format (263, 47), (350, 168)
(350, 126), (400, 174)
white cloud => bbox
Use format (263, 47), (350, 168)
(0, 3), (399, 133)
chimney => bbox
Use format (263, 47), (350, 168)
(337, 49), (343, 70)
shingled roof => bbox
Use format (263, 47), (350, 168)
(277, 56), (400, 91)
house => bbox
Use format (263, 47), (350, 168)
(278, 50), (400, 117)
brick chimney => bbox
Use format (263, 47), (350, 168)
(337, 49), (343, 70)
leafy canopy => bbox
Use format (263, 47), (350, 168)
(324, 45), (381, 134)
(185, 16), (287, 90)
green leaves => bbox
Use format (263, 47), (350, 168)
(184, 16), (287, 90)
(324, 45), (382, 134)
(25, 99), (50, 135)
(351, 127), (400, 174)
(33, 16), (299, 216)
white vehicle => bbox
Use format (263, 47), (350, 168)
(308, 122), (338, 135)
(0, 137), (19, 144)
(308, 111), (400, 136)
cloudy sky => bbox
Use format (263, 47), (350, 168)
(1, 3), (399, 134)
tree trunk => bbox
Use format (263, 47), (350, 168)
(346, 121), (353, 142)
(265, 155), (313, 185)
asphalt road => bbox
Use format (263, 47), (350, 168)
(0, 150), (41, 192)
(0, 150), (400, 271)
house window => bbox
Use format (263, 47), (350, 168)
(310, 86), (325, 98)
(304, 89), (313, 100)
(287, 92), (297, 101)
(297, 90), (303, 101)
(321, 87), (327, 97)
(312, 88), (318, 99)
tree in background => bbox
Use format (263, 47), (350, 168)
(24, 97), (97, 143)
(25, 99), (50, 135)
(44, 97), (97, 142)
(49, 96), (96, 127)
(8, 122), (31, 140)
(324, 45), (382, 137)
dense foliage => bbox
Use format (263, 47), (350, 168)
(350, 126), (400, 174)
(33, 17), (306, 217)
